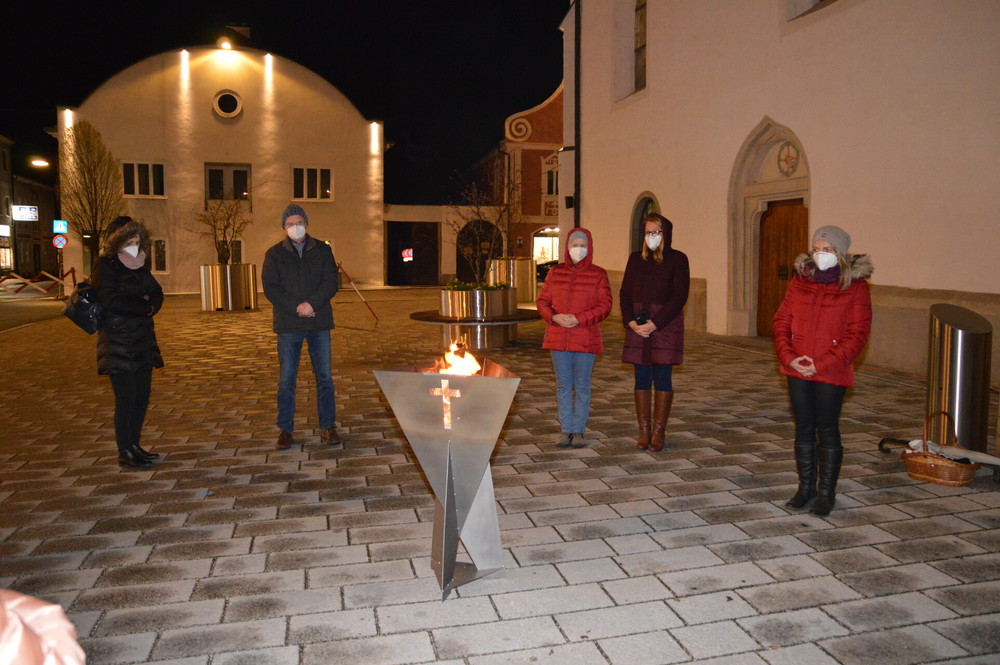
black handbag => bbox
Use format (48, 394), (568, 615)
(63, 282), (103, 334)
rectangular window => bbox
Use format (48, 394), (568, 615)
(634, 0), (647, 92)
(206, 164), (251, 201)
(123, 162), (165, 198)
(230, 239), (243, 264)
(545, 170), (559, 196)
(292, 167), (333, 201)
(152, 239), (168, 272)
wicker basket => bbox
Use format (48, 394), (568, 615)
(901, 411), (980, 487)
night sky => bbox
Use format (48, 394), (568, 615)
(0, 0), (568, 203)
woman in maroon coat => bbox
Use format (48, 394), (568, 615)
(621, 213), (690, 452)
(773, 225), (872, 516)
(537, 228), (612, 448)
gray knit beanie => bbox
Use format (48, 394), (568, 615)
(281, 203), (308, 227)
(812, 225), (850, 256)
(567, 229), (588, 245)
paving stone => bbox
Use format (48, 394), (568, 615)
(708, 535), (815, 563)
(758, 642), (840, 665)
(287, 608), (377, 643)
(467, 641), (609, 665)
(738, 576), (862, 613)
(809, 545), (902, 574)
(510, 538), (616, 566)
(669, 620), (760, 659)
(212, 646), (300, 665)
(301, 632), (434, 665)
(925, 581), (1000, 615)
(556, 600), (683, 640)
(151, 619), (287, 660)
(819, 624), (968, 665)
(376, 596), (498, 634)
(602, 575), (675, 604)
(308, 558), (414, 588)
(755, 554), (831, 581)
(877, 535), (987, 565)
(659, 562), (774, 597)
(79, 632), (156, 665)
(795, 524), (900, 551)
(190, 570), (304, 600)
(433, 616), (565, 659)
(598, 630), (690, 665)
(492, 582), (613, 619)
(667, 590), (758, 624)
(223, 588), (342, 621)
(72, 580), (196, 612)
(617, 545), (725, 577)
(95, 599), (225, 636)
(822, 591), (958, 632)
(928, 613), (1000, 656)
(556, 557), (627, 584)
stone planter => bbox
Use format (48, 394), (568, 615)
(200, 263), (258, 311)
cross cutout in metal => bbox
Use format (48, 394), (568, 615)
(429, 379), (462, 429)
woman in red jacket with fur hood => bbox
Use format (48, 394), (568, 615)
(773, 225), (873, 516)
(537, 228), (612, 448)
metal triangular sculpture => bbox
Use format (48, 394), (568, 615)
(374, 358), (519, 599)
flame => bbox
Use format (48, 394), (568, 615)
(439, 343), (481, 376)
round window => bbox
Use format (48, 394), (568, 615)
(213, 90), (243, 118)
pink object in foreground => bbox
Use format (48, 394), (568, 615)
(0, 590), (85, 665)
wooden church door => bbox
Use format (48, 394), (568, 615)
(757, 198), (808, 337)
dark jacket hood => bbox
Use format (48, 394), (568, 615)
(564, 227), (595, 269)
(102, 220), (151, 257)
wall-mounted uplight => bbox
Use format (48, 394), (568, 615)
(217, 37), (232, 50)
(30, 159), (50, 168)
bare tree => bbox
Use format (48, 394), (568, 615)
(190, 197), (252, 265)
(446, 152), (524, 286)
(58, 120), (127, 270)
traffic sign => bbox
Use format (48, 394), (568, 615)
(52, 234), (68, 249)
(53, 220), (68, 234)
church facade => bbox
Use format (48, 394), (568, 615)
(560, 0), (1000, 381)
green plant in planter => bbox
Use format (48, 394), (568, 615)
(445, 279), (510, 291)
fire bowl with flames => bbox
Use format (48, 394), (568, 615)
(374, 344), (520, 599)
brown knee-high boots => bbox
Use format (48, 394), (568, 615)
(649, 391), (674, 452)
(634, 390), (652, 450)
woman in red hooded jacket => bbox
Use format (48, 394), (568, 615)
(773, 225), (872, 516)
(537, 228), (612, 448)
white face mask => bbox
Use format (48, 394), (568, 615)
(568, 246), (587, 264)
(813, 251), (838, 271)
(123, 245), (140, 258)
(645, 234), (662, 251)
(286, 225), (306, 241)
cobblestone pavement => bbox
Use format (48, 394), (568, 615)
(2, 289), (998, 665)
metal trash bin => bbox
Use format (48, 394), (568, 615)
(926, 304), (993, 452)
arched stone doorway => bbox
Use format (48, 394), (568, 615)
(631, 193), (660, 253)
(727, 117), (811, 335)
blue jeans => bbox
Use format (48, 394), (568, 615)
(634, 364), (673, 391)
(277, 330), (335, 432)
(550, 350), (596, 434)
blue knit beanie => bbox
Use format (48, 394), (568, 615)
(281, 204), (308, 227)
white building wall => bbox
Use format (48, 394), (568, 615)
(59, 46), (384, 292)
(577, 0), (1000, 334)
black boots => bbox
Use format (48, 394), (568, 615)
(133, 445), (160, 461)
(786, 443), (817, 509)
(634, 391), (652, 450)
(811, 445), (843, 516)
(118, 447), (153, 470)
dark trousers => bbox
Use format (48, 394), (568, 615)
(787, 377), (846, 450)
(110, 370), (152, 454)
(633, 364), (673, 391)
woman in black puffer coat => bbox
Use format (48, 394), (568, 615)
(90, 216), (164, 469)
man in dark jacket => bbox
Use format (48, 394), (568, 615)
(262, 204), (341, 449)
